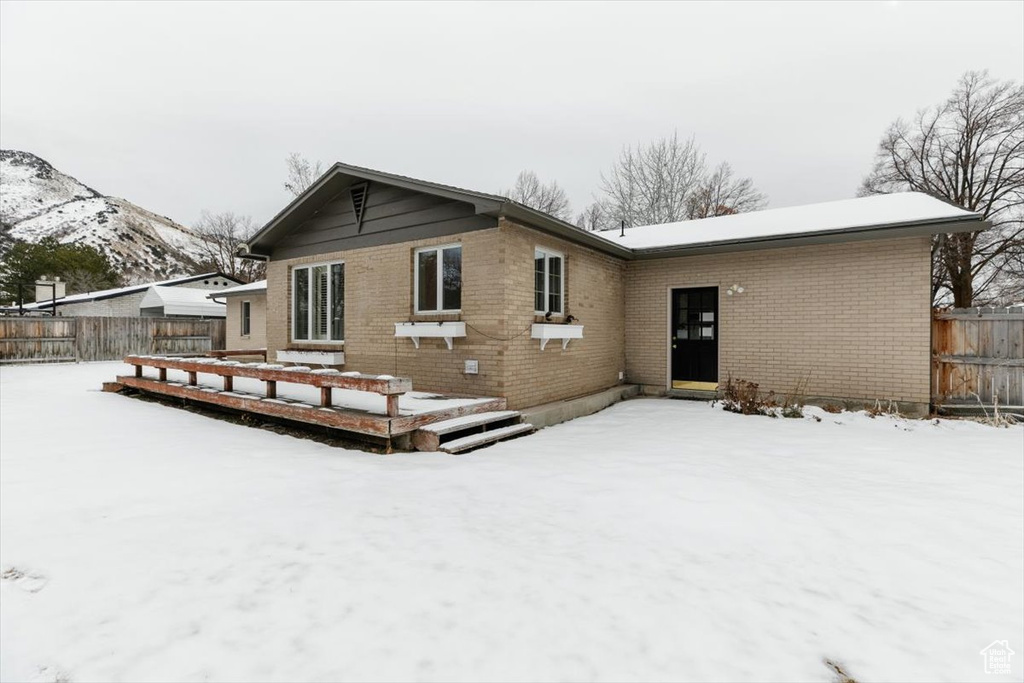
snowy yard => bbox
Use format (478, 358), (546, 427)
(1, 362), (1022, 683)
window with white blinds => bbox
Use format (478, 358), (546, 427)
(292, 262), (345, 342)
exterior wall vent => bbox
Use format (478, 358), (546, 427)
(350, 183), (368, 231)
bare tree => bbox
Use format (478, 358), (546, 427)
(193, 211), (265, 282)
(503, 170), (573, 221)
(598, 132), (706, 227)
(592, 132), (768, 231)
(860, 70), (1024, 307)
(284, 153), (325, 197)
(992, 244), (1024, 304)
(685, 162), (767, 219)
(575, 202), (610, 231)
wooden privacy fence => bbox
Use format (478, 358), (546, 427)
(0, 317), (226, 363)
(932, 307), (1024, 408)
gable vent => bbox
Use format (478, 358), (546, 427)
(350, 183), (368, 231)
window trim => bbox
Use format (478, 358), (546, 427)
(534, 247), (565, 317)
(291, 260), (346, 344)
(240, 300), (251, 337)
(413, 243), (462, 315)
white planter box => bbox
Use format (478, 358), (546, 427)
(394, 321), (467, 350)
(276, 350), (346, 366)
(531, 323), (584, 351)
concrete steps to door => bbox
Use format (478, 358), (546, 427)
(411, 410), (534, 453)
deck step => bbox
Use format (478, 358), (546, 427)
(438, 423), (536, 454)
(411, 410), (523, 451)
(418, 410), (521, 435)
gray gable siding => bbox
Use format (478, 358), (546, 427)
(270, 182), (497, 260)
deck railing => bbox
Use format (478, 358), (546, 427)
(124, 354), (410, 416)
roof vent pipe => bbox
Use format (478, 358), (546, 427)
(620, 220), (625, 238)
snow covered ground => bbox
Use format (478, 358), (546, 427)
(1, 362), (1021, 683)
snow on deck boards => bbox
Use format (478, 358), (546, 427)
(120, 364), (511, 438)
(139, 365), (492, 417)
(417, 410), (521, 434)
(438, 423), (535, 453)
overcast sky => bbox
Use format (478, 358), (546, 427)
(2, 1), (1022, 228)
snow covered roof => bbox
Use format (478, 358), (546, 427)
(600, 192), (981, 253)
(210, 280), (267, 298)
(18, 272), (242, 310)
(140, 286), (226, 318)
(244, 161), (984, 261)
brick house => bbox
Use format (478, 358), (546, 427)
(238, 163), (984, 415)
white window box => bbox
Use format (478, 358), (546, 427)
(395, 321), (466, 350)
(531, 323), (584, 351)
(276, 350), (346, 366)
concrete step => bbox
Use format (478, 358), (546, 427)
(438, 423), (536, 454)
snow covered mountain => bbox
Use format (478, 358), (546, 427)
(0, 150), (209, 283)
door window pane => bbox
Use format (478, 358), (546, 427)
(294, 267), (309, 340)
(442, 246), (462, 311)
(417, 250), (438, 312)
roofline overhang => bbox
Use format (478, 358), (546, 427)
(487, 203), (635, 259)
(242, 162), (511, 257)
(627, 216), (987, 260)
(208, 288), (267, 299)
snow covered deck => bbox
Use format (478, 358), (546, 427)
(115, 355), (505, 442)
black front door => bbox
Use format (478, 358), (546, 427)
(671, 287), (718, 385)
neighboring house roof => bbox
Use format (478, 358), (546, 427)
(601, 192), (981, 254)
(18, 272), (243, 310)
(208, 280), (267, 299)
(239, 162), (987, 261)
(140, 285), (227, 318)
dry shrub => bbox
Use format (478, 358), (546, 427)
(868, 399), (902, 418)
(721, 375), (775, 416)
(781, 376), (809, 418)
(822, 403), (843, 414)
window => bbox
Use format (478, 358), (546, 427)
(292, 262), (345, 342)
(240, 300), (251, 337)
(415, 245), (461, 313)
(534, 248), (564, 316)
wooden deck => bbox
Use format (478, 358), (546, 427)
(116, 355), (506, 443)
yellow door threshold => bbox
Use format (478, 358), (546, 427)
(672, 381), (719, 391)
